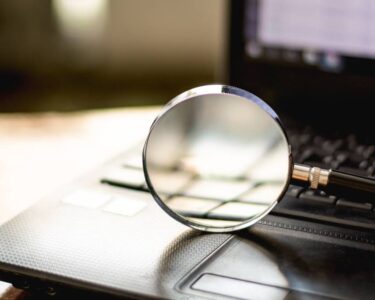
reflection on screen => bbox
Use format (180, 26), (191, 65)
(245, 0), (375, 71)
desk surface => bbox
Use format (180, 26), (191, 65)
(0, 107), (158, 299)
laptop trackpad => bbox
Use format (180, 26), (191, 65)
(192, 273), (289, 300)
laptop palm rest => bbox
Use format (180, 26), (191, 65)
(178, 217), (375, 300)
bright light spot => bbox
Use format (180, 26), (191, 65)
(52, 0), (108, 43)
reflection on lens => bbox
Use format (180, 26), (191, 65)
(144, 86), (290, 231)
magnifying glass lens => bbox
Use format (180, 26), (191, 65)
(143, 86), (291, 232)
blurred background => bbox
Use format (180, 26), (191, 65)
(0, 0), (227, 112)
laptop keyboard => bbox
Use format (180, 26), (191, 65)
(96, 128), (375, 230)
(274, 128), (375, 230)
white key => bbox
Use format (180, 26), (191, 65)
(148, 170), (192, 194)
(103, 167), (145, 187)
(62, 189), (111, 208)
(102, 196), (146, 217)
(209, 202), (269, 219)
(167, 196), (219, 214)
(182, 178), (251, 201)
(238, 184), (283, 204)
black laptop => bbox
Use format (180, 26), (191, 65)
(1, 1), (375, 299)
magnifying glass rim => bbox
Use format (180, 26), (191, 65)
(143, 84), (293, 233)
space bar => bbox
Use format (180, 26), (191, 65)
(272, 196), (375, 231)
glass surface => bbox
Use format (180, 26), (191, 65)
(144, 87), (290, 231)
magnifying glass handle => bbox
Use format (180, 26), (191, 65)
(292, 164), (375, 200)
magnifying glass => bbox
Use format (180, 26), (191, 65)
(143, 85), (375, 233)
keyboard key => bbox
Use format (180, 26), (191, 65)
(273, 195), (375, 231)
(285, 185), (304, 197)
(336, 151), (363, 168)
(208, 202), (269, 220)
(238, 183), (284, 204)
(288, 132), (312, 149)
(322, 155), (334, 165)
(299, 133), (312, 145)
(167, 196), (220, 216)
(101, 167), (145, 188)
(312, 135), (324, 146)
(274, 195), (336, 218)
(355, 144), (367, 156)
(336, 199), (373, 211)
(346, 134), (358, 151)
(298, 148), (330, 163)
(180, 137), (272, 178)
(368, 164), (375, 176)
(335, 152), (348, 164)
(363, 145), (375, 159)
(102, 195), (147, 216)
(181, 178), (251, 201)
(147, 170), (192, 194)
(358, 160), (369, 170)
(322, 139), (343, 153)
(299, 189), (336, 204)
(62, 189), (111, 208)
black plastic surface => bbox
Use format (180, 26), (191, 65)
(179, 215), (375, 300)
(1, 147), (375, 299)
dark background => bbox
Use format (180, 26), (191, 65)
(0, 0), (227, 112)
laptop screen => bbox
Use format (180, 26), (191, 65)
(245, 0), (375, 74)
(229, 0), (375, 132)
